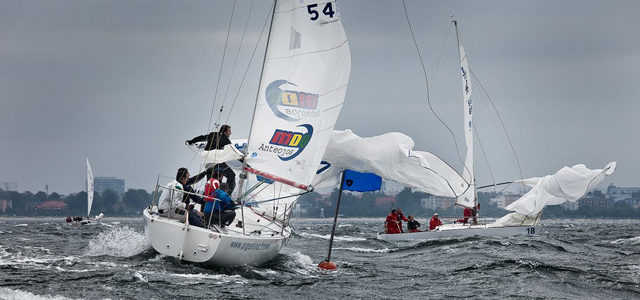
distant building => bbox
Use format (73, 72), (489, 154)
(94, 177), (125, 195)
(374, 196), (396, 208)
(490, 193), (521, 209)
(579, 197), (614, 209)
(606, 184), (640, 202)
(420, 195), (454, 210)
(0, 199), (12, 213)
(0, 182), (17, 192)
(35, 200), (67, 210)
(562, 201), (579, 211)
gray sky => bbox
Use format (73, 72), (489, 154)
(1, 0), (638, 194)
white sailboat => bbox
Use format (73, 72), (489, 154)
(375, 20), (615, 242)
(143, 0), (351, 267)
(86, 158), (94, 221)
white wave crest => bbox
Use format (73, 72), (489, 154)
(134, 271), (148, 283)
(332, 247), (394, 253)
(0, 287), (75, 300)
(85, 226), (149, 257)
(611, 236), (640, 245)
(299, 232), (366, 242)
(283, 252), (317, 275)
(14, 224), (28, 227)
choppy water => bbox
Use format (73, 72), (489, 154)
(0, 218), (639, 299)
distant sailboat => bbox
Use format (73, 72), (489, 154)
(86, 158), (94, 219)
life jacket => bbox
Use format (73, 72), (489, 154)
(204, 178), (220, 201)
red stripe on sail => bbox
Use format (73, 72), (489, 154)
(244, 166), (311, 191)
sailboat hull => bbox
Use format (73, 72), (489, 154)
(377, 223), (539, 242)
(143, 208), (289, 267)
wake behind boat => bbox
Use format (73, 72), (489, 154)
(143, 0), (351, 267)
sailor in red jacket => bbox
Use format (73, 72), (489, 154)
(429, 213), (443, 231)
(456, 207), (472, 224)
(385, 209), (401, 234)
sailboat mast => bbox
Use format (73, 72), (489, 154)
(237, 0), (277, 198)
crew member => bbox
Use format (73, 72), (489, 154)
(385, 209), (401, 234)
(429, 213), (443, 231)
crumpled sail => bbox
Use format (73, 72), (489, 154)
(492, 162), (617, 226)
(505, 161), (616, 216)
(86, 158), (94, 217)
(245, 0), (351, 188)
(456, 40), (475, 208)
(311, 130), (469, 198)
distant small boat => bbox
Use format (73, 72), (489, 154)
(65, 158), (103, 225)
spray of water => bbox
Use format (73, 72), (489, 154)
(84, 226), (149, 257)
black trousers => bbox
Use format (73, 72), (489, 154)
(205, 210), (236, 228)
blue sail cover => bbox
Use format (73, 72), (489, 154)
(342, 170), (382, 192)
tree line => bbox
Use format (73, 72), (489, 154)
(1, 187), (638, 218)
(0, 188), (151, 216)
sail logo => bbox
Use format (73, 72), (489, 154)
(258, 124), (313, 161)
(265, 80), (319, 122)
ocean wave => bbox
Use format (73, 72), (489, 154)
(0, 287), (75, 300)
(134, 271), (148, 283)
(14, 224), (28, 227)
(138, 271), (247, 285)
(610, 236), (640, 245)
(332, 247), (396, 253)
(283, 251), (318, 275)
(84, 226), (149, 257)
(299, 232), (367, 242)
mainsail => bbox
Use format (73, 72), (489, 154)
(86, 158), (94, 217)
(244, 0), (351, 189)
(454, 21), (475, 208)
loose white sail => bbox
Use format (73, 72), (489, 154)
(245, 0), (351, 189)
(455, 24), (475, 209)
(505, 162), (617, 216)
(311, 130), (469, 198)
(86, 158), (94, 217)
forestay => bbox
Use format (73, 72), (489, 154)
(245, 0), (351, 188)
(311, 130), (469, 198)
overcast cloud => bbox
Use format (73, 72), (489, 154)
(1, 0), (638, 194)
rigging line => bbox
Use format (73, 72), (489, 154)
(225, 2), (274, 123)
(220, 0), (255, 119)
(413, 21), (453, 137)
(472, 124), (496, 187)
(469, 68), (525, 186)
(401, 0), (467, 179)
(245, 190), (311, 205)
(206, 0), (237, 134)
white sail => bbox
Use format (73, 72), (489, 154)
(455, 23), (475, 208)
(311, 130), (469, 198)
(504, 162), (616, 216)
(245, 0), (351, 189)
(86, 158), (94, 217)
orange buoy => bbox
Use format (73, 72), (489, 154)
(317, 260), (337, 270)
